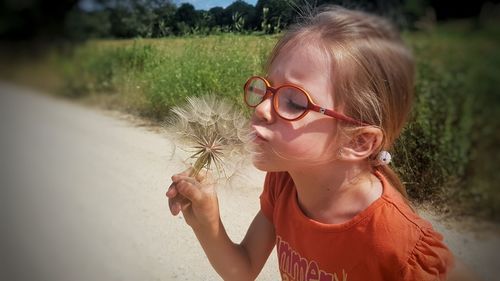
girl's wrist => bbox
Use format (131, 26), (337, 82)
(192, 217), (223, 239)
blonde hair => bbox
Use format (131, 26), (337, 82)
(267, 6), (415, 198)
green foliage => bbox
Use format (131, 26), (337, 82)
(59, 40), (157, 97)
(107, 2), (161, 38)
(394, 59), (474, 201)
(57, 34), (274, 116)
(232, 11), (246, 32)
(65, 9), (112, 40)
(394, 23), (500, 219)
(225, 0), (257, 30)
(174, 3), (199, 32)
(141, 35), (275, 118)
(255, 0), (296, 34)
(261, 7), (272, 34)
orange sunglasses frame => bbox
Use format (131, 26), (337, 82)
(243, 76), (367, 125)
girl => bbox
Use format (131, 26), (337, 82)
(167, 5), (479, 281)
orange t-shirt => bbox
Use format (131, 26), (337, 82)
(260, 171), (455, 281)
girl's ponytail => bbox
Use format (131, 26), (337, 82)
(375, 164), (407, 198)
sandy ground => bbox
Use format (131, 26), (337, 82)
(0, 82), (499, 281)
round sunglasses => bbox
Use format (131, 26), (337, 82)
(243, 76), (367, 125)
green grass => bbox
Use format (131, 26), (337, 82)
(54, 34), (277, 119)
(2, 20), (499, 221)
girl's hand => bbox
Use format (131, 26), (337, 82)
(166, 169), (220, 231)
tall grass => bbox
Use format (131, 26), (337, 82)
(25, 22), (500, 221)
(58, 35), (276, 118)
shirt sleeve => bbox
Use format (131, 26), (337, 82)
(402, 227), (455, 281)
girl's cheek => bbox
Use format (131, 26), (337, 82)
(266, 138), (314, 161)
(288, 134), (336, 159)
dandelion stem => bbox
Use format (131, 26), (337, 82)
(191, 152), (208, 177)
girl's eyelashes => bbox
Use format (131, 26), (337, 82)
(284, 98), (307, 112)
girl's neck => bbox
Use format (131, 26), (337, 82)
(288, 162), (383, 224)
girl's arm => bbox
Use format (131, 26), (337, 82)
(167, 171), (276, 281)
(195, 211), (275, 280)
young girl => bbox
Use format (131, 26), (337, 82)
(167, 6), (479, 281)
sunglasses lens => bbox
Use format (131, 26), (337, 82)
(276, 87), (308, 120)
(245, 78), (267, 107)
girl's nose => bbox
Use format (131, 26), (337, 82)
(253, 96), (274, 123)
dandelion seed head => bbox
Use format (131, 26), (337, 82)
(166, 95), (251, 181)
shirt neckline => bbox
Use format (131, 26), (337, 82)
(290, 171), (390, 232)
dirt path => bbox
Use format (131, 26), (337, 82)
(0, 82), (498, 281)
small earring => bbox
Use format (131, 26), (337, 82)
(374, 150), (391, 166)
(337, 148), (344, 158)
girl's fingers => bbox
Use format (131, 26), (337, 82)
(194, 170), (215, 184)
(175, 178), (203, 204)
(173, 171), (215, 187)
(166, 182), (178, 198)
(171, 174), (191, 183)
(168, 193), (191, 216)
(169, 199), (181, 215)
(167, 177), (200, 215)
(167, 169), (213, 216)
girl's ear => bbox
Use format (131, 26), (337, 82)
(339, 127), (384, 162)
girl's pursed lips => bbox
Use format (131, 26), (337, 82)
(251, 125), (269, 141)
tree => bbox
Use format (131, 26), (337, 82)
(174, 2), (199, 34)
(224, 0), (257, 30)
(108, 4), (135, 37)
(255, 0), (298, 33)
(151, 1), (177, 37)
(65, 8), (111, 40)
(208, 6), (226, 28)
(88, 0), (175, 38)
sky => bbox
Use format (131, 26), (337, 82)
(173, 0), (258, 10)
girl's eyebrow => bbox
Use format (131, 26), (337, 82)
(267, 75), (306, 90)
(266, 76), (291, 87)
(277, 77), (305, 89)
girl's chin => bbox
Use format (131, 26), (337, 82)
(251, 156), (276, 171)
(251, 158), (285, 172)
(253, 165), (269, 172)
(251, 158), (270, 171)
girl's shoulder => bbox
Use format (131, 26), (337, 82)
(374, 176), (455, 279)
(376, 191), (447, 253)
(375, 177), (439, 244)
(376, 170), (436, 233)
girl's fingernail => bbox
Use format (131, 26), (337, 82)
(173, 202), (181, 213)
